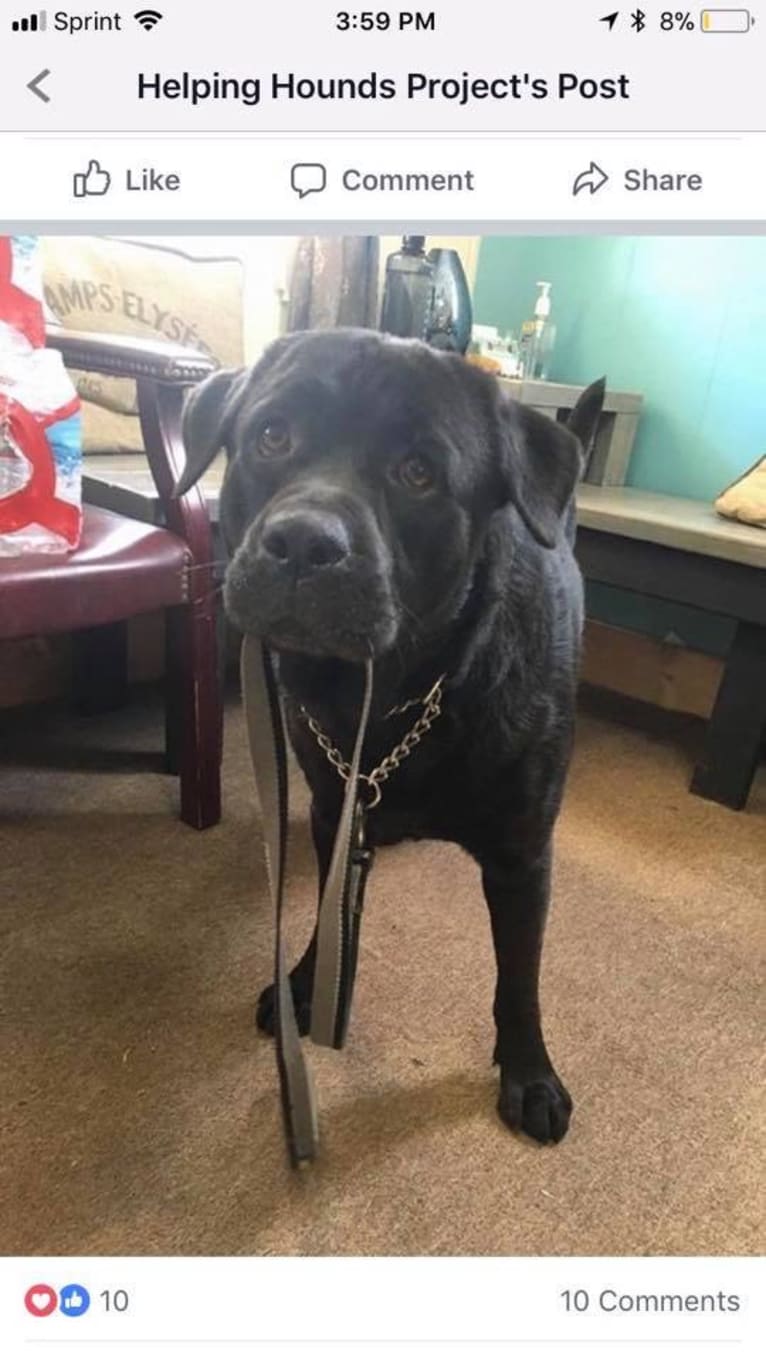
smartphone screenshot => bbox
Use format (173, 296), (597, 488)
(0, 2), (763, 1358)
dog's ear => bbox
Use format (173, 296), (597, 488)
(174, 368), (248, 497)
(175, 335), (299, 496)
(497, 377), (606, 548)
(498, 402), (581, 549)
(567, 377), (606, 468)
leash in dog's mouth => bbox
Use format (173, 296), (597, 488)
(240, 634), (446, 1166)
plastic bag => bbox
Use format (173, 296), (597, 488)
(0, 235), (82, 555)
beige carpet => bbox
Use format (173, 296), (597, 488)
(1, 688), (764, 1257)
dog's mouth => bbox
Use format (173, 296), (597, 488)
(258, 616), (395, 663)
(223, 562), (400, 663)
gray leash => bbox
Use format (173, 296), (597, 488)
(241, 634), (374, 1165)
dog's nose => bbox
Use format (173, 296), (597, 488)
(260, 507), (350, 574)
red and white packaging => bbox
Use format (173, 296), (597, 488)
(0, 235), (83, 555)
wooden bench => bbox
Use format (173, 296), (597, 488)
(576, 486), (766, 810)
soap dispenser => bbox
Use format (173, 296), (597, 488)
(520, 280), (557, 380)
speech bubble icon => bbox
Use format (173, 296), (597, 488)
(291, 162), (327, 198)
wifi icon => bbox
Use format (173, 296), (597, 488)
(134, 8), (163, 28)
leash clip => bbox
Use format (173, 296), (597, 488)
(359, 772), (383, 809)
(348, 798), (375, 917)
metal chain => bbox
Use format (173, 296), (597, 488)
(300, 674), (446, 810)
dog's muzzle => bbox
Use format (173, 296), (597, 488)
(224, 500), (400, 661)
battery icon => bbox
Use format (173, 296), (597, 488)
(701, 9), (754, 30)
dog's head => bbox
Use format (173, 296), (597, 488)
(177, 328), (604, 663)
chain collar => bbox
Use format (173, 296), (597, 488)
(299, 674), (446, 810)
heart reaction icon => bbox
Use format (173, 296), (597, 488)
(24, 1284), (58, 1317)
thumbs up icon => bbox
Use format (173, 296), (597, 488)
(59, 1283), (91, 1317)
(73, 160), (111, 198)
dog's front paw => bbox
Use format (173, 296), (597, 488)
(498, 1067), (573, 1144)
(255, 976), (313, 1038)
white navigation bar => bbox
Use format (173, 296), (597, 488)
(2, 134), (764, 222)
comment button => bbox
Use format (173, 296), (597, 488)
(290, 163), (327, 198)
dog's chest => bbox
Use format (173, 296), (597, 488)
(289, 702), (482, 847)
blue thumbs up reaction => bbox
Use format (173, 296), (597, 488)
(59, 1284), (91, 1317)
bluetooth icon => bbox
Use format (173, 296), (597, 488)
(630, 7), (647, 29)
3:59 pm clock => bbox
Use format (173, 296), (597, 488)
(336, 11), (437, 32)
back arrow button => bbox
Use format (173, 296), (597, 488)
(27, 69), (52, 103)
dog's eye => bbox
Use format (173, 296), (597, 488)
(397, 456), (434, 492)
(258, 419), (293, 459)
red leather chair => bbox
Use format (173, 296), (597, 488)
(0, 328), (222, 830)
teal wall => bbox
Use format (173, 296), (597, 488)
(473, 236), (766, 655)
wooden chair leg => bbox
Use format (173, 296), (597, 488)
(136, 377), (222, 827)
(690, 621), (766, 810)
(165, 599), (222, 830)
(164, 607), (182, 777)
(72, 621), (129, 715)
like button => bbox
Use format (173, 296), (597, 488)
(72, 160), (111, 198)
(60, 1284), (91, 1317)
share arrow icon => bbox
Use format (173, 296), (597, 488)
(572, 162), (610, 197)
(600, 11), (620, 29)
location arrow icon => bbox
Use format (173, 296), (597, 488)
(600, 11), (620, 29)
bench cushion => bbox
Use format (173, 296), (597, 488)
(715, 456), (766, 530)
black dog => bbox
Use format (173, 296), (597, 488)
(178, 328), (604, 1145)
